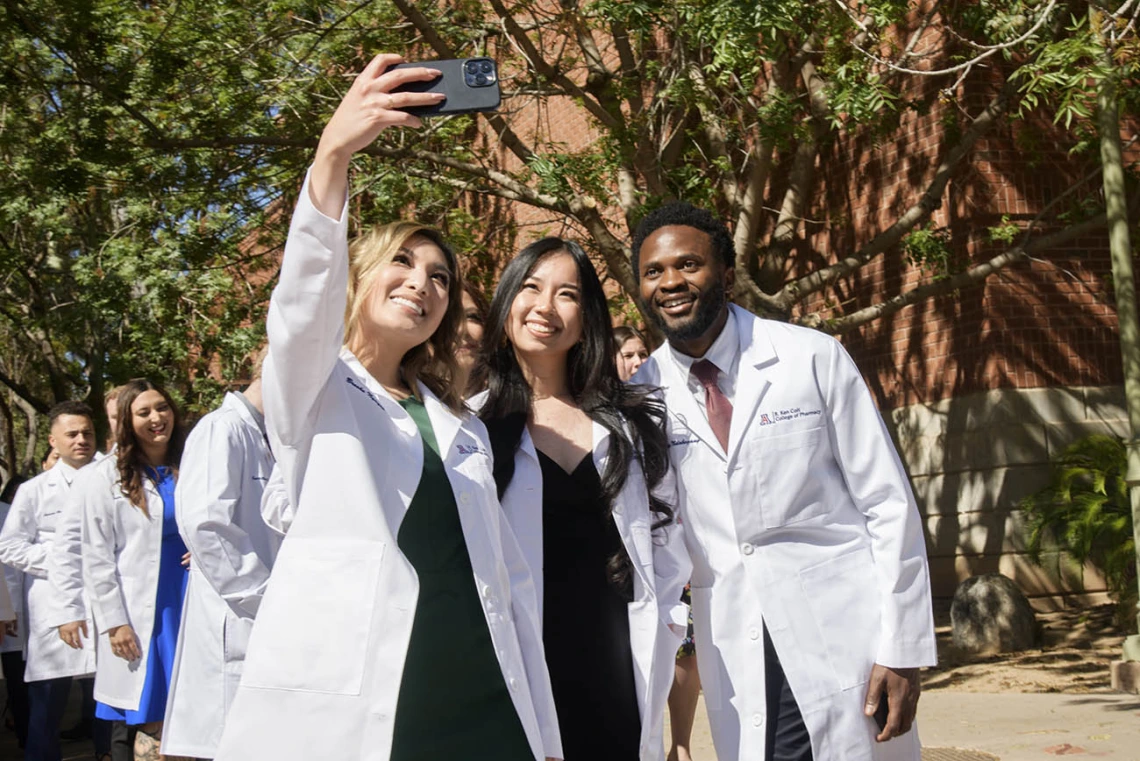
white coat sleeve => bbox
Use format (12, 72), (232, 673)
(651, 466), (691, 632)
(46, 480), (88, 626)
(177, 418), (272, 619)
(81, 476), (130, 632)
(823, 338), (936, 668)
(0, 483), (48, 578)
(263, 169), (350, 453)
(259, 463), (294, 538)
(500, 512), (562, 759)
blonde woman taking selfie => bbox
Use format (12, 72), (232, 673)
(214, 53), (561, 761)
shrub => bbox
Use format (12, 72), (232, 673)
(1020, 434), (1136, 622)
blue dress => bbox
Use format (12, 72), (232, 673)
(96, 466), (189, 724)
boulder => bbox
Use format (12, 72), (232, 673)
(950, 573), (1038, 654)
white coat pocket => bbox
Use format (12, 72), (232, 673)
(241, 538), (384, 695)
(750, 426), (828, 527)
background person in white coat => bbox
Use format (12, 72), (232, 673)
(214, 52), (560, 761)
(81, 379), (190, 761)
(477, 237), (690, 761)
(630, 202), (936, 761)
(162, 361), (276, 758)
(0, 480), (30, 750)
(0, 401), (105, 761)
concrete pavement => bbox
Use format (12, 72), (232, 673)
(667, 691), (1140, 760)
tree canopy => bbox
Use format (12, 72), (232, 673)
(1, 0), (1136, 478)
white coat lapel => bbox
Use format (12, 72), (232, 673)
(726, 306), (778, 466)
(420, 386), (461, 463)
(658, 351), (724, 461)
(592, 420), (653, 591)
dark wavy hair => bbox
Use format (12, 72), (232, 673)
(115, 379), (186, 517)
(479, 237), (673, 596)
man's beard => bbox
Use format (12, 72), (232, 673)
(642, 284), (727, 343)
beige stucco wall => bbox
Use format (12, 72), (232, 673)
(884, 386), (1129, 611)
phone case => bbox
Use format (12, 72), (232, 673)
(388, 58), (501, 117)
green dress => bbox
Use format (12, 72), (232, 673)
(389, 396), (534, 761)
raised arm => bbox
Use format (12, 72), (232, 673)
(265, 54), (442, 495)
(176, 416), (272, 619)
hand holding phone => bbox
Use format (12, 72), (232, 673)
(387, 58), (501, 117)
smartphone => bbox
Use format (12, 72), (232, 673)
(387, 58), (501, 117)
(873, 693), (890, 732)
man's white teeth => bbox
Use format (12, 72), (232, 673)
(392, 296), (424, 316)
(662, 297), (692, 308)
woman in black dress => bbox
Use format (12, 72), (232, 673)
(478, 238), (691, 761)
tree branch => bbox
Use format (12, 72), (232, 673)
(485, 0), (622, 130)
(777, 76), (1018, 309)
(799, 214), (1109, 334)
(389, 0), (540, 168)
(0, 369), (50, 416)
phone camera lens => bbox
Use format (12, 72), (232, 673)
(465, 61), (479, 74)
(480, 61), (493, 73)
(475, 73), (488, 86)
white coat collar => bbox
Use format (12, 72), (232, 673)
(655, 304), (779, 463)
(419, 383), (463, 462)
(49, 460), (79, 488)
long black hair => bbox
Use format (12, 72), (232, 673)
(479, 237), (673, 595)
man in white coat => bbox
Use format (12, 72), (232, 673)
(630, 203), (936, 761)
(0, 401), (102, 761)
(0, 483), (28, 748)
(162, 368), (277, 758)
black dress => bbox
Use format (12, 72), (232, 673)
(389, 397), (533, 761)
(538, 449), (641, 761)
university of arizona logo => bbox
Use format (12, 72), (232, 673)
(759, 413), (773, 426)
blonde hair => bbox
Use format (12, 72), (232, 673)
(345, 222), (464, 412)
(103, 384), (125, 409)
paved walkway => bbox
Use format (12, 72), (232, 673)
(667, 691), (1140, 760)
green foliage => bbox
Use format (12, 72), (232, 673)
(901, 223), (953, 277)
(987, 215), (1021, 244)
(1021, 435), (1137, 617)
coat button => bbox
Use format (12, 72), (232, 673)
(509, 677), (518, 690)
(749, 628), (760, 641)
(741, 543), (754, 555)
(481, 584), (493, 599)
(752, 713), (764, 727)
(460, 493), (472, 505)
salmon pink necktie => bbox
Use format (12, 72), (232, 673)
(692, 359), (732, 453)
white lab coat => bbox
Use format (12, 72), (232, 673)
(80, 456), (169, 709)
(489, 414), (691, 761)
(215, 171), (562, 761)
(162, 392), (277, 758)
(0, 463), (96, 680)
(46, 469), (94, 629)
(0, 501), (23, 653)
(632, 304), (936, 761)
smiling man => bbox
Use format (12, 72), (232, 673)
(629, 202), (936, 761)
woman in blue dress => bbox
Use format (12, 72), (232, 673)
(81, 378), (189, 760)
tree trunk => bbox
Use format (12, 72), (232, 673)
(1092, 6), (1140, 651)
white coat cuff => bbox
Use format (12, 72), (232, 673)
(96, 603), (130, 633)
(46, 605), (86, 629)
(875, 638), (938, 669)
(299, 167), (350, 227)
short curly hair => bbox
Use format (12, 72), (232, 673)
(631, 202), (735, 284)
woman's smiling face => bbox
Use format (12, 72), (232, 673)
(130, 389), (174, 450)
(505, 251), (583, 360)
